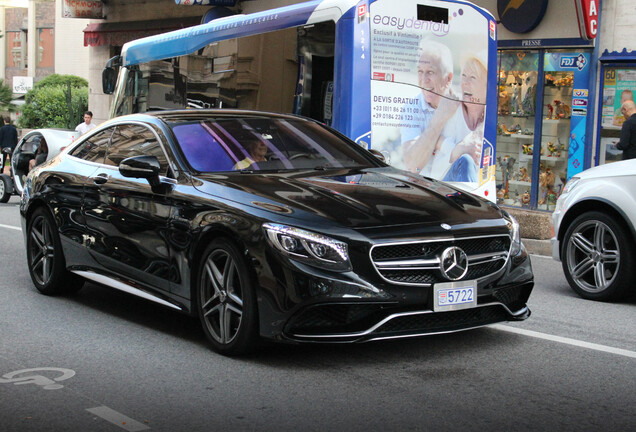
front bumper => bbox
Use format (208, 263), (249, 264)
(281, 281), (533, 342)
(551, 236), (561, 261)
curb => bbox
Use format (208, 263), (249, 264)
(522, 238), (552, 257)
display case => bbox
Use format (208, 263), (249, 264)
(496, 50), (578, 211)
(496, 51), (538, 208)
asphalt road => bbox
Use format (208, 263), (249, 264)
(1, 195), (635, 431)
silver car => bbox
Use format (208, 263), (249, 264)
(552, 159), (636, 301)
(0, 129), (77, 202)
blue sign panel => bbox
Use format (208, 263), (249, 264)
(544, 52), (591, 180)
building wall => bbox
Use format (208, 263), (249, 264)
(89, 0), (298, 124)
(4, 2), (56, 86)
(474, 0), (582, 42)
(599, 0), (636, 53)
(54, 0), (90, 81)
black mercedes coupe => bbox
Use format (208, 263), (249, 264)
(20, 110), (533, 355)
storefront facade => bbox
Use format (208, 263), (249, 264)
(470, 0), (596, 211)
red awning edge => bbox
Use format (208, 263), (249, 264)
(83, 17), (201, 47)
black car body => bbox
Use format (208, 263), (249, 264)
(20, 110), (533, 355)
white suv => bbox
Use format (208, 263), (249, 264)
(552, 159), (636, 301)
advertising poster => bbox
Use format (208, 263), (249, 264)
(601, 67), (636, 128)
(369, 0), (494, 192)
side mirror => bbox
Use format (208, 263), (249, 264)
(102, 67), (116, 94)
(119, 155), (160, 180)
(102, 55), (121, 95)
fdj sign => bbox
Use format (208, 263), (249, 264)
(559, 54), (588, 71)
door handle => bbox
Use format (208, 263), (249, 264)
(91, 173), (109, 185)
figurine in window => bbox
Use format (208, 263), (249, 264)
(521, 191), (531, 208)
(511, 84), (522, 115)
(521, 71), (537, 115)
(554, 100), (566, 119)
(546, 103), (553, 120)
(499, 88), (510, 116)
(538, 167), (556, 205)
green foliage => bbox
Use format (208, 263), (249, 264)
(0, 82), (14, 113)
(34, 74), (88, 90)
(19, 83), (88, 129)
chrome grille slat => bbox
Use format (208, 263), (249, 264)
(370, 234), (511, 286)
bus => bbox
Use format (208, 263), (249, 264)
(102, 0), (498, 199)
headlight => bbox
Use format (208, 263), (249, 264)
(263, 223), (352, 272)
(502, 211), (522, 256)
(562, 177), (581, 195)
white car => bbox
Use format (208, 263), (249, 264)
(552, 159), (636, 301)
(0, 129), (77, 202)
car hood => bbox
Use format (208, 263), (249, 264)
(192, 167), (504, 229)
(575, 158), (636, 181)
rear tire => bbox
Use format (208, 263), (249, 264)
(26, 207), (84, 295)
(561, 211), (633, 301)
(196, 238), (258, 356)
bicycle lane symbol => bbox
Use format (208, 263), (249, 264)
(0, 367), (76, 390)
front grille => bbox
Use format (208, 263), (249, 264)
(371, 235), (510, 286)
(286, 304), (386, 335)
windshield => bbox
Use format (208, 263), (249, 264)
(170, 117), (379, 173)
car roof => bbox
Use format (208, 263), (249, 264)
(147, 109), (307, 123)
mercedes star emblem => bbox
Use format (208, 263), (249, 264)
(440, 247), (469, 281)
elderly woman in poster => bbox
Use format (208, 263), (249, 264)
(402, 45), (487, 183)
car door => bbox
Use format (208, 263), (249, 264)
(82, 122), (175, 292)
(53, 128), (113, 269)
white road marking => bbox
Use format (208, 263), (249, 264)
(492, 324), (636, 360)
(0, 223), (20, 231)
(87, 406), (150, 431)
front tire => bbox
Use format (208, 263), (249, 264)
(196, 238), (258, 355)
(26, 207), (84, 295)
(0, 174), (11, 203)
(561, 211), (633, 301)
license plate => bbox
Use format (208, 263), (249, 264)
(433, 280), (477, 312)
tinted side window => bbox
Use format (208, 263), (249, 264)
(70, 129), (113, 163)
(105, 124), (169, 175)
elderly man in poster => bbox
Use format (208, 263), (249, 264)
(401, 40), (456, 175)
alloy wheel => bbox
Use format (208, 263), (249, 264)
(28, 215), (56, 286)
(565, 220), (620, 294)
(200, 249), (244, 345)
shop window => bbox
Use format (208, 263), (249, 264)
(497, 50), (589, 211)
(6, 31), (26, 69)
(539, 68), (572, 211)
(496, 51), (538, 208)
(37, 28), (54, 68)
(598, 67), (636, 164)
